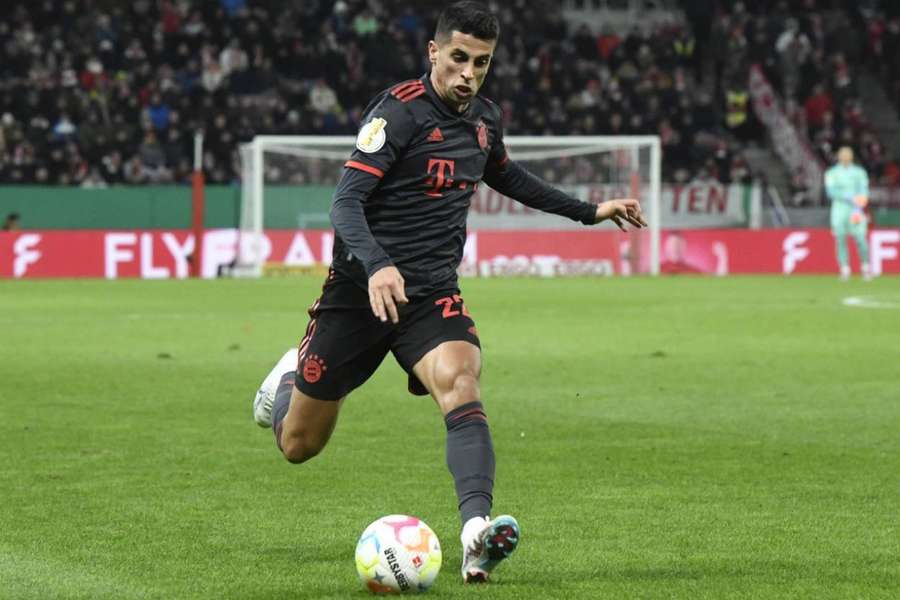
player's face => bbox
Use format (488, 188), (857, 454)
(838, 147), (853, 165)
(428, 31), (496, 111)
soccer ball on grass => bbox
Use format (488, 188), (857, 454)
(355, 515), (442, 593)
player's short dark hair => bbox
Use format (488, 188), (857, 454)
(435, 1), (499, 43)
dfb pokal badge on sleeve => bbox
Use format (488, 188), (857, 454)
(357, 117), (387, 153)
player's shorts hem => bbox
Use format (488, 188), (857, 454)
(293, 375), (347, 402)
(399, 334), (481, 373)
(398, 334), (481, 397)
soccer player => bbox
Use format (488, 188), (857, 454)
(824, 146), (871, 281)
(252, 1), (647, 584)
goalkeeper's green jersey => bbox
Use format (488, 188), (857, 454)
(824, 163), (868, 230)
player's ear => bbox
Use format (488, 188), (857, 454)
(427, 40), (438, 65)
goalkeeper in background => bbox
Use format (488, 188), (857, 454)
(824, 146), (871, 281)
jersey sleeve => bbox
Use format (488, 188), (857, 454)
(344, 96), (419, 179)
(482, 105), (596, 225)
(330, 167), (393, 276)
(329, 96), (419, 277)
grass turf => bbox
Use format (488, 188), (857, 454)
(0, 275), (898, 599)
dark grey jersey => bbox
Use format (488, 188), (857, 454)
(330, 73), (596, 298)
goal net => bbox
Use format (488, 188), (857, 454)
(236, 136), (661, 277)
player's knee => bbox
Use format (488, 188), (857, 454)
(281, 432), (325, 464)
(436, 366), (480, 405)
(454, 371), (480, 402)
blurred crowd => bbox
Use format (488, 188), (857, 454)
(863, 2), (900, 185)
(705, 0), (900, 203)
(0, 0), (896, 197)
(0, 0), (751, 188)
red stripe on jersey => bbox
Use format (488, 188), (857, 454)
(345, 160), (384, 178)
(396, 87), (425, 103)
(390, 80), (423, 98)
(498, 154), (509, 167)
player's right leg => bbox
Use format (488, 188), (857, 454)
(832, 216), (851, 280)
(833, 231), (850, 280)
(276, 386), (344, 464)
(253, 347), (299, 428)
(252, 349), (346, 463)
(253, 271), (394, 463)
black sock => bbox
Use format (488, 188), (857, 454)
(271, 371), (295, 451)
(445, 401), (495, 524)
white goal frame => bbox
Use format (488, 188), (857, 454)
(239, 135), (661, 276)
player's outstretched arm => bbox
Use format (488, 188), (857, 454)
(594, 198), (648, 231)
(483, 159), (646, 229)
(482, 160), (596, 224)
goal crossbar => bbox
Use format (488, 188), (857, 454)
(241, 135), (662, 276)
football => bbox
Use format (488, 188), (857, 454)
(355, 515), (442, 593)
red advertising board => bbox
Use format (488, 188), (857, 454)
(1, 228), (899, 278)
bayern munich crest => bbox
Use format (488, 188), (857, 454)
(476, 120), (488, 151)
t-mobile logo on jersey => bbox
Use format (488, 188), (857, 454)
(425, 158), (455, 197)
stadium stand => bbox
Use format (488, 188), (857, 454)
(0, 0), (896, 199)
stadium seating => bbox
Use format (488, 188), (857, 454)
(0, 0), (897, 198)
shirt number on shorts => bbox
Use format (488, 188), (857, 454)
(435, 294), (470, 319)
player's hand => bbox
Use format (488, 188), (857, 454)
(595, 199), (648, 231)
(368, 266), (408, 324)
(853, 195), (868, 208)
(850, 212), (864, 225)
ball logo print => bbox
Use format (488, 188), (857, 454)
(355, 515), (442, 593)
(357, 117), (387, 153)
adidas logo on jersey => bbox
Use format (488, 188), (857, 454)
(427, 127), (444, 142)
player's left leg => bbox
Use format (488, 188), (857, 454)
(850, 220), (872, 281)
(411, 341), (520, 583)
(832, 212), (852, 280)
(412, 340), (490, 519)
(393, 291), (518, 583)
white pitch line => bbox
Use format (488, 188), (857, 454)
(842, 296), (899, 309)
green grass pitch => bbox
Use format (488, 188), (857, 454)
(1, 275), (898, 599)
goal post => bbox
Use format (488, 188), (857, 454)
(236, 135), (661, 277)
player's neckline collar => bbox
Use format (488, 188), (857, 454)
(423, 72), (472, 119)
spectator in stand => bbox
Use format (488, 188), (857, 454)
(804, 83), (833, 132)
(882, 156), (900, 186)
(2, 212), (21, 231)
(0, 0), (739, 185)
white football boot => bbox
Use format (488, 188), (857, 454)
(840, 265), (851, 281)
(460, 515), (520, 583)
(861, 263), (873, 282)
(252, 348), (298, 428)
